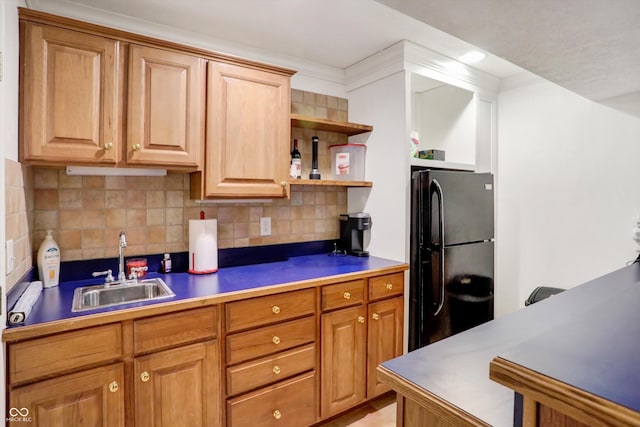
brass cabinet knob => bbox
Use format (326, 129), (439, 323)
(109, 381), (119, 393)
(386, 283), (393, 290)
(272, 336), (281, 345)
(133, 143), (141, 151)
(343, 292), (351, 300)
(273, 410), (282, 420)
(272, 305), (281, 314)
(140, 371), (150, 382)
(372, 313), (380, 321)
(104, 142), (113, 150)
(280, 181), (287, 188)
(273, 365), (281, 375)
(358, 316), (365, 324)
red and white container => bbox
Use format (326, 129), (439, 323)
(329, 144), (366, 181)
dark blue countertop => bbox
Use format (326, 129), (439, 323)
(13, 254), (406, 328)
(381, 263), (640, 426)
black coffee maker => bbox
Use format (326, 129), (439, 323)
(339, 213), (371, 257)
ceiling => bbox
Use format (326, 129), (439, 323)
(32, 0), (639, 116)
(376, 0), (640, 110)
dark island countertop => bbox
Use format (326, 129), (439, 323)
(379, 263), (640, 426)
(4, 254), (407, 342)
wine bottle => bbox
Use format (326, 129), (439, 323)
(290, 139), (302, 179)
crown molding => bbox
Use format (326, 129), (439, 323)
(24, 0), (345, 86)
(346, 40), (500, 95)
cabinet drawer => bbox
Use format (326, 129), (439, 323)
(369, 273), (404, 301)
(226, 288), (315, 333)
(134, 306), (217, 354)
(227, 372), (316, 427)
(227, 343), (315, 397)
(226, 316), (315, 365)
(9, 324), (122, 384)
(322, 279), (365, 311)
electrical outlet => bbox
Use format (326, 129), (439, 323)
(260, 217), (271, 236)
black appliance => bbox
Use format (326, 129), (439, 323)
(339, 213), (370, 257)
(409, 168), (494, 351)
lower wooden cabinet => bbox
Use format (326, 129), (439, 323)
(5, 271), (406, 427)
(320, 274), (405, 420)
(134, 340), (220, 427)
(6, 307), (220, 427)
(367, 296), (404, 398)
(227, 372), (316, 427)
(10, 363), (125, 426)
(321, 305), (367, 418)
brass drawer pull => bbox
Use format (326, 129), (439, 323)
(343, 292), (351, 300)
(372, 313), (380, 321)
(386, 283), (393, 290)
(272, 305), (281, 314)
(273, 409), (282, 420)
(358, 316), (365, 324)
(273, 365), (281, 375)
(272, 336), (281, 345)
(109, 381), (119, 393)
(133, 143), (141, 151)
(104, 142), (113, 150)
(140, 371), (150, 382)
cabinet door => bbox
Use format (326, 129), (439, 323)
(134, 340), (220, 427)
(367, 296), (404, 398)
(205, 62), (290, 197)
(10, 363), (124, 426)
(127, 45), (205, 168)
(20, 22), (120, 164)
(321, 305), (367, 418)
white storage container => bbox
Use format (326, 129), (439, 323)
(329, 144), (366, 181)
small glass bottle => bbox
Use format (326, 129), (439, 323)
(161, 253), (172, 273)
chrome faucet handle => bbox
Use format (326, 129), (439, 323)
(128, 266), (148, 281)
(93, 269), (115, 283)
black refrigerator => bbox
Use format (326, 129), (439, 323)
(409, 167), (495, 351)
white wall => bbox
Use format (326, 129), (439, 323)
(1, 0), (24, 422)
(347, 70), (409, 263)
(496, 77), (640, 316)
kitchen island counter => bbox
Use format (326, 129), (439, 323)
(4, 254), (407, 342)
(378, 263), (640, 426)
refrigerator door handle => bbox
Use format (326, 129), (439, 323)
(432, 178), (445, 316)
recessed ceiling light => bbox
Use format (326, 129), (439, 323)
(459, 51), (487, 64)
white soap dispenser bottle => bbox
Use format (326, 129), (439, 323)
(37, 230), (61, 288)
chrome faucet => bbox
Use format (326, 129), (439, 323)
(118, 231), (128, 283)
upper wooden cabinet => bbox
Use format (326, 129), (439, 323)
(203, 62), (291, 198)
(18, 8), (295, 178)
(127, 45), (205, 168)
(20, 22), (121, 165)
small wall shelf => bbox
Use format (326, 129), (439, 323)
(291, 114), (373, 136)
(289, 179), (372, 188)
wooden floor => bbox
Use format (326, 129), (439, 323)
(317, 394), (396, 427)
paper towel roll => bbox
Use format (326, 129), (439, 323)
(188, 219), (218, 274)
(8, 281), (43, 325)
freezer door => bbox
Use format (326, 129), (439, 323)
(429, 241), (494, 344)
(417, 170), (494, 246)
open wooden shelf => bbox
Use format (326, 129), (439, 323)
(290, 114), (373, 136)
(289, 178), (372, 188)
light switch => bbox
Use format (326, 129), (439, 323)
(6, 239), (14, 274)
